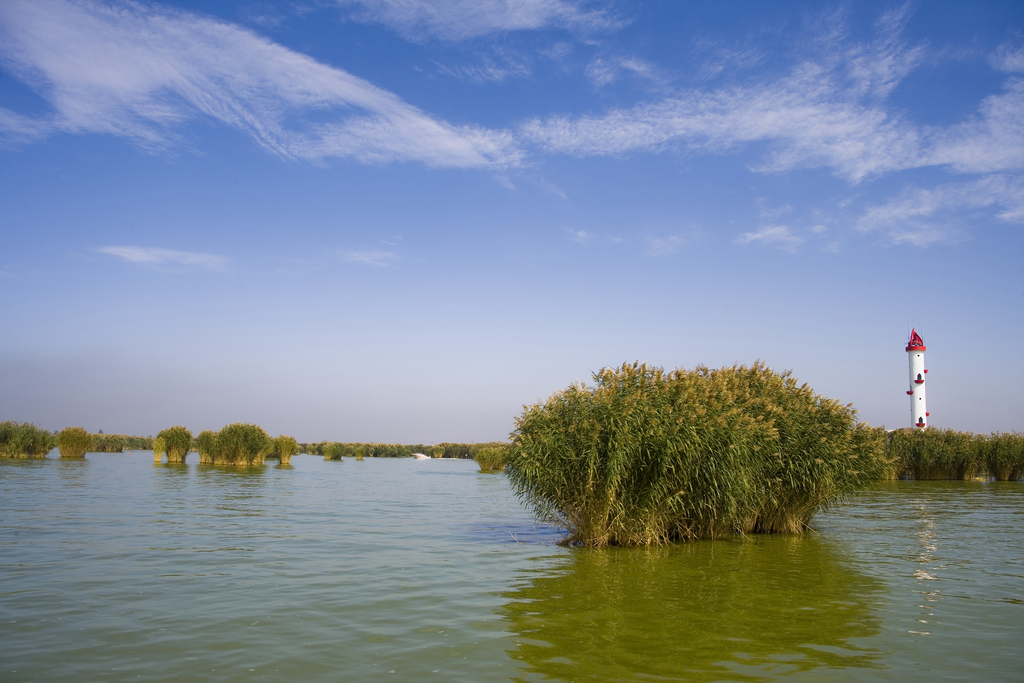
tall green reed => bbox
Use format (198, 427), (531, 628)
(152, 436), (166, 463)
(475, 444), (509, 471)
(211, 423), (272, 466)
(57, 427), (93, 459)
(272, 435), (299, 465)
(505, 362), (887, 546)
(987, 432), (1024, 481)
(0, 421), (55, 458)
(157, 426), (192, 463)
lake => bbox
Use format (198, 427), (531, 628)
(1, 452), (1021, 682)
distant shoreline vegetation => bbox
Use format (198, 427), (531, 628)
(0, 420), (510, 466)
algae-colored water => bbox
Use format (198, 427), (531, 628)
(1, 453), (1021, 682)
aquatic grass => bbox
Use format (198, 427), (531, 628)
(152, 437), (166, 463)
(987, 432), (1024, 481)
(272, 435), (299, 465)
(157, 426), (192, 463)
(91, 433), (127, 452)
(887, 428), (1013, 480)
(0, 421), (55, 458)
(194, 430), (218, 464)
(211, 423), (271, 466)
(505, 362), (887, 546)
(908, 428), (982, 480)
(322, 442), (347, 460)
(89, 434), (154, 452)
(475, 444), (508, 471)
(302, 441), (480, 458)
(57, 427), (93, 459)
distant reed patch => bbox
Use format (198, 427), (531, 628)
(886, 428), (1024, 481)
(57, 427), (93, 459)
(158, 426), (192, 463)
(475, 444), (509, 471)
(0, 421), (55, 458)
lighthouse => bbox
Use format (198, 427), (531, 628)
(906, 329), (928, 428)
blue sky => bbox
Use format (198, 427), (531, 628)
(1, 0), (1021, 442)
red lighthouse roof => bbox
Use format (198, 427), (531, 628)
(905, 328), (926, 352)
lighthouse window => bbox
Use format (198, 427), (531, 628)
(917, 373), (922, 380)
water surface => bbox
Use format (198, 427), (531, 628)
(1, 454), (1021, 682)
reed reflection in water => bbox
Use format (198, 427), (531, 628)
(502, 537), (885, 682)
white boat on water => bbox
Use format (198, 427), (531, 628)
(411, 453), (430, 460)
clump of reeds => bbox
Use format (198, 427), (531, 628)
(987, 432), (1024, 481)
(209, 423), (271, 466)
(271, 435), (299, 465)
(157, 426), (192, 463)
(475, 444), (509, 471)
(57, 427), (93, 459)
(884, 428), (1021, 480)
(91, 433), (127, 452)
(193, 430), (217, 464)
(152, 436), (166, 463)
(505, 362), (888, 547)
(322, 442), (346, 460)
(88, 434), (154, 452)
(0, 421), (55, 458)
(193, 431), (216, 463)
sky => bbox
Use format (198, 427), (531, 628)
(1, 0), (1022, 443)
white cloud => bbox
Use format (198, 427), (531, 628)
(97, 246), (228, 269)
(0, 0), (521, 168)
(332, 0), (621, 41)
(434, 52), (532, 83)
(856, 174), (1024, 246)
(736, 226), (804, 251)
(567, 228), (591, 244)
(0, 107), (52, 146)
(644, 235), (682, 256)
(585, 55), (664, 89)
(990, 42), (1024, 74)
(342, 250), (398, 266)
(520, 62), (924, 182)
(519, 9), (1023, 184)
(843, 3), (925, 99)
(690, 42), (764, 82)
(758, 203), (793, 221)
(926, 79), (1024, 175)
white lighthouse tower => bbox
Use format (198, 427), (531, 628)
(906, 329), (929, 428)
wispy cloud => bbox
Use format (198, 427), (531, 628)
(433, 52), (532, 83)
(585, 55), (665, 88)
(757, 202), (793, 221)
(0, 0), (521, 168)
(567, 228), (591, 244)
(519, 9), (1023, 184)
(331, 0), (622, 41)
(856, 175), (1024, 246)
(342, 250), (399, 266)
(989, 41), (1024, 73)
(97, 246), (229, 269)
(645, 235), (682, 256)
(925, 79), (1024, 175)
(736, 226), (804, 252)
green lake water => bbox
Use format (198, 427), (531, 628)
(1, 453), (1021, 682)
